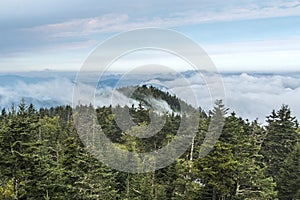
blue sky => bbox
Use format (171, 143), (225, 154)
(1, 0), (300, 72)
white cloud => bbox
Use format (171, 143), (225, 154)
(196, 37), (300, 71)
(95, 89), (139, 107)
(26, 1), (300, 38)
(28, 14), (129, 37)
(1, 71), (300, 124)
(141, 71), (300, 123)
(210, 50), (300, 71)
(221, 73), (300, 122)
(0, 78), (74, 108)
(204, 38), (300, 55)
(4, 0), (298, 72)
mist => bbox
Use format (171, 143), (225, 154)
(0, 71), (299, 123)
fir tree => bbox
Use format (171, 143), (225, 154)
(261, 105), (299, 199)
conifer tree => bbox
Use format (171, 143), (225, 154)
(0, 101), (44, 199)
(278, 142), (300, 200)
(261, 105), (299, 199)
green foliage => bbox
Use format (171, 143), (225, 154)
(0, 179), (14, 199)
(196, 142), (238, 199)
(261, 105), (299, 199)
(0, 88), (298, 199)
(278, 142), (300, 200)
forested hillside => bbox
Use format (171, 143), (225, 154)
(0, 86), (299, 200)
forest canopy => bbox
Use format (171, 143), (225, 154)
(0, 86), (299, 200)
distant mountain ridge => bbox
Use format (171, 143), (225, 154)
(1, 70), (300, 122)
(117, 85), (196, 114)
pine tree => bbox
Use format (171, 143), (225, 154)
(223, 114), (277, 199)
(196, 142), (238, 200)
(261, 105), (299, 199)
(199, 100), (227, 158)
(0, 101), (45, 199)
(278, 142), (300, 200)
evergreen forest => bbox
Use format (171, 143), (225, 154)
(0, 86), (299, 200)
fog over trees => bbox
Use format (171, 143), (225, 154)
(0, 86), (299, 199)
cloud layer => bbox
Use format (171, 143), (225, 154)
(25, 1), (300, 38)
(0, 71), (299, 123)
(1, 0), (300, 72)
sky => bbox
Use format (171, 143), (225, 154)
(1, 0), (300, 72)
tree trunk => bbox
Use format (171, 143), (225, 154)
(126, 173), (130, 198)
(152, 142), (157, 199)
(152, 170), (156, 199)
(13, 178), (19, 200)
(189, 136), (195, 173)
(235, 181), (240, 196)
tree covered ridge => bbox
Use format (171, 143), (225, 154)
(0, 87), (299, 200)
(118, 85), (193, 112)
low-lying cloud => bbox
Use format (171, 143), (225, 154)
(222, 73), (300, 122)
(0, 77), (74, 109)
(0, 71), (299, 123)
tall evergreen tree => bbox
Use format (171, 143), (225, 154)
(261, 105), (299, 199)
(278, 142), (300, 200)
(223, 114), (277, 199)
(0, 101), (45, 199)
